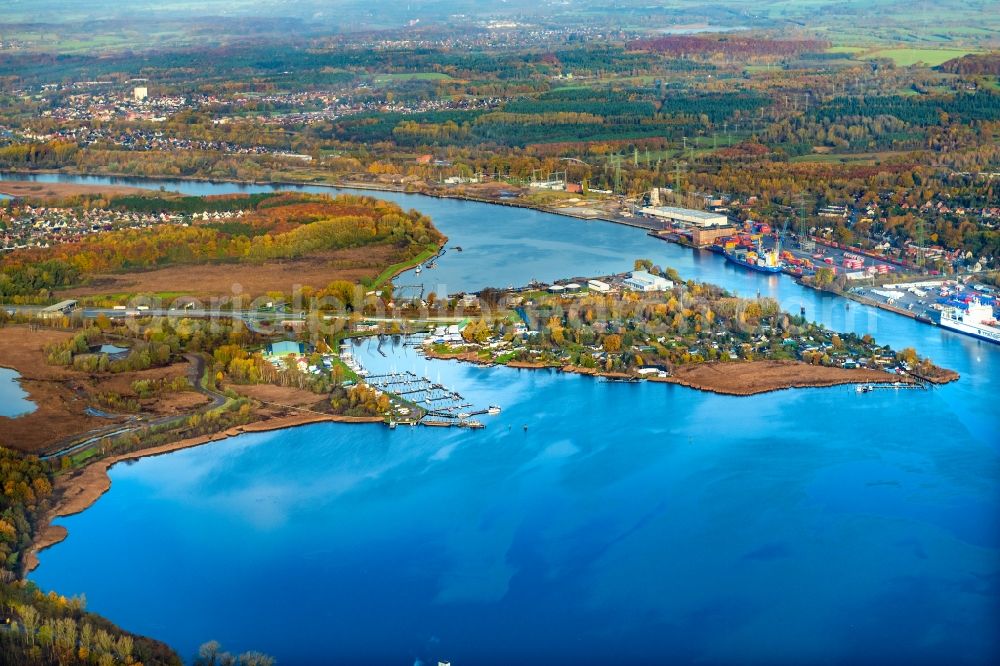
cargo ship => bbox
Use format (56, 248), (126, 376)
(939, 299), (1000, 344)
(724, 245), (782, 274)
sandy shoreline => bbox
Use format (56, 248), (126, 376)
(25, 411), (382, 572)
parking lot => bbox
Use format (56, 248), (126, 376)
(850, 278), (997, 322)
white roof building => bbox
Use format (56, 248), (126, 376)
(623, 271), (674, 292)
(639, 206), (728, 228)
(587, 279), (611, 293)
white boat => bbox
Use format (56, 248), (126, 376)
(415, 266), (422, 274)
(487, 405), (501, 415)
(940, 299), (1000, 345)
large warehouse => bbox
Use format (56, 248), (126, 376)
(639, 206), (729, 228)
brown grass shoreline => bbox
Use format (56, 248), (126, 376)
(650, 360), (920, 396)
(25, 412), (382, 573)
(423, 346), (926, 396)
(0, 180), (156, 199)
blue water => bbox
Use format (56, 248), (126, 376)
(0, 366), (35, 417)
(16, 172), (1000, 664)
(99, 344), (129, 354)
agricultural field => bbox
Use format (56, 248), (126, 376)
(863, 47), (983, 67)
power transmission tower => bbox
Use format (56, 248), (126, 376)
(914, 218), (928, 267)
(797, 195), (815, 251)
(672, 160), (687, 196)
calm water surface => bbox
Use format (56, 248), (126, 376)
(0, 366), (35, 417)
(98, 344), (129, 355)
(13, 173), (1000, 664)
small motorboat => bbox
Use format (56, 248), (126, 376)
(487, 405), (501, 415)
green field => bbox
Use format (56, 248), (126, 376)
(862, 47), (980, 67)
(372, 244), (441, 288)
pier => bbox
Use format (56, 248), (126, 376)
(364, 369), (484, 427)
(856, 381), (928, 393)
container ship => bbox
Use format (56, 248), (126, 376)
(939, 299), (1000, 344)
(724, 245), (782, 274)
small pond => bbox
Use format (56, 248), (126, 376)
(98, 344), (129, 355)
(0, 367), (37, 418)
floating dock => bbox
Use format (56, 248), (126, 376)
(364, 369), (485, 427)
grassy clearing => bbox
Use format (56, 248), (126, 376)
(76, 291), (195, 306)
(863, 48), (980, 67)
(69, 447), (100, 467)
(372, 244), (440, 287)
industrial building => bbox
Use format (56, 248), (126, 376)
(267, 340), (304, 357)
(587, 279), (611, 293)
(623, 271), (674, 292)
(41, 299), (78, 315)
(639, 206), (729, 228)
(690, 225), (738, 248)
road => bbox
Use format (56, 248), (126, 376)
(40, 353), (227, 460)
(4, 304), (464, 326)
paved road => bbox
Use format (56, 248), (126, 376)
(5, 304), (463, 326)
(40, 353), (227, 460)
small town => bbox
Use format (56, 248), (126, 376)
(412, 265), (957, 384)
(0, 202), (245, 251)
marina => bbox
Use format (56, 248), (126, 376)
(18, 172), (1000, 666)
(855, 381), (928, 393)
(360, 362), (496, 428)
